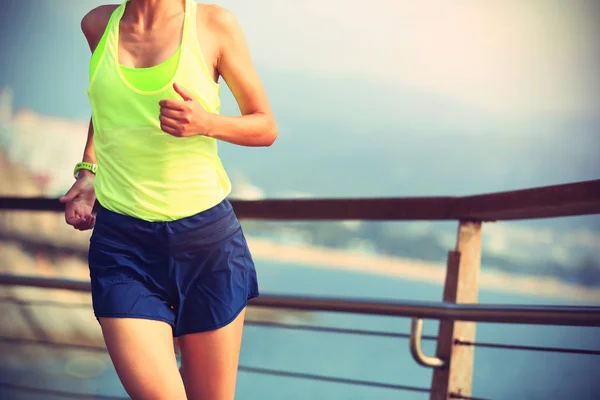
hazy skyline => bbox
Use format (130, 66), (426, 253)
(220, 0), (599, 119)
(1, 0), (598, 123)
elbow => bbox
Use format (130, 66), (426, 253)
(261, 118), (278, 147)
(263, 129), (278, 147)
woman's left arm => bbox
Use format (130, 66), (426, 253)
(211, 7), (277, 146)
(159, 7), (277, 146)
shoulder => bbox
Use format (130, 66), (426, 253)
(81, 4), (119, 50)
(196, 4), (243, 39)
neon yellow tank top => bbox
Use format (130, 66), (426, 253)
(88, 0), (231, 222)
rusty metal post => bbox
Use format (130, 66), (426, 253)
(430, 220), (482, 399)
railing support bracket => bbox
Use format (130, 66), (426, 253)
(409, 318), (446, 369)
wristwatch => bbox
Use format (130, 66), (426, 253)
(73, 162), (97, 179)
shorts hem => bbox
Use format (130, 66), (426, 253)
(174, 292), (260, 338)
(94, 313), (175, 329)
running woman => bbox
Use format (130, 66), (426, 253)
(59, 0), (277, 398)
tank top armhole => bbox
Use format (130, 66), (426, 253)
(89, 5), (122, 88)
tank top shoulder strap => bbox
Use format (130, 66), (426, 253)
(183, 0), (218, 87)
(103, 2), (127, 61)
(184, 0), (197, 42)
(89, 2), (127, 82)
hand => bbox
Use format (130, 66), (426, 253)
(59, 173), (97, 231)
(158, 83), (212, 137)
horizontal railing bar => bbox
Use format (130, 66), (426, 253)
(0, 382), (128, 399)
(0, 274), (91, 292)
(456, 339), (600, 356)
(0, 297), (424, 339)
(454, 179), (600, 221)
(0, 336), (106, 352)
(0, 297), (90, 309)
(2, 274), (599, 326)
(449, 393), (492, 400)
(1, 196), (455, 220)
(0, 297), (429, 339)
(253, 296), (600, 326)
(245, 320), (430, 340)
(237, 365), (431, 393)
(1, 180), (599, 221)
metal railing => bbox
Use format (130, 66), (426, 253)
(1, 179), (600, 399)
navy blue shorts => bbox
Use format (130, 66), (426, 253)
(88, 199), (259, 337)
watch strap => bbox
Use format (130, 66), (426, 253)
(74, 162), (97, 179)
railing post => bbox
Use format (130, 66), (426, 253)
(430, 220), (482, 399)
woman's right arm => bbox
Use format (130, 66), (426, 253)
(59, 6), (116, 230)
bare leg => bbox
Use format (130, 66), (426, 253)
(178, 308), (247, 400)
(100, 318), (187, 400)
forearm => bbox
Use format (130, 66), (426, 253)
(82, 118), (96, 163)
(78, 118), (96, 179)
(205, 112), (277, 147)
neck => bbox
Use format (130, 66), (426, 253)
(125, 0), (185, 27)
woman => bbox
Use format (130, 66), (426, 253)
(59, 0), (277, 398)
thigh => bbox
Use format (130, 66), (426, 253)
(178, 308), (247, 400)
(100, 318), (186, 400)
